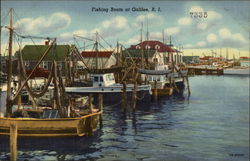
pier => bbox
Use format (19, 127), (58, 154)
(187, 66), (224, 75)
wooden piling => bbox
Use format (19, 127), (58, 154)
(98, 94), (103, 128)
(153, 80), (158, 101)
(10, 123), (17, 161)
(186, 76), (191, 95)
(89, 94), (94, 113)
(131, 79), (138, 112)
(122, 81), (127, 112)
(173, 79), (180, 93)
(17, 94), (21, 110)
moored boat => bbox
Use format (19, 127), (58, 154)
(65, 73), (151, 105)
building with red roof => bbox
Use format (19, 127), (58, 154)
(127, 40), (183, 65)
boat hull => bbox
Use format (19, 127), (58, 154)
(65, 84), (152, 105)
(156, 87), (174, 96)
(0, 112), (101, 137)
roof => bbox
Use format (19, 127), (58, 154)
(122, 49), (157, 58)
(20, 45), (73, 61)
(129, 40), (177, 53)
(81, 51), (113, 58)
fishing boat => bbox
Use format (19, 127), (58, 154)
(0, 8), (102, 137)
(65, 72), (151, 105)
(138, 67), (173, 96)
(64, 33), (152, 105)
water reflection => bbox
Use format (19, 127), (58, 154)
(0, 75), (249, 161)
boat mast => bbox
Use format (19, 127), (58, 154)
(140, 22), (144, 68)
(0, 11), (2, 81)
(95, 31), (99, 69)
(6, 8), (14, 116)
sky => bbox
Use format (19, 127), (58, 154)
(1, 0), (249, 58)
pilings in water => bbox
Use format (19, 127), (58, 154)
(122, 81), (127, 112)
(89, 94), (94, 113)
(152, 80), (158, 101)
(186, 76), (191, 95)
(10, 123), (17, 161)
(131, 73), (139, 112)
(98, 94), (103, 128)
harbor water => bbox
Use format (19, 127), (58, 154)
(0, 75), (249, 161)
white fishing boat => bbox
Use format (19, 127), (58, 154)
(65, 73), (151, 104)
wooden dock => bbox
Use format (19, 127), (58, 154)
(187, 66), (224, 75)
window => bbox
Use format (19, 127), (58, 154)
(24, 61), (29, 67)
(110, 74), (114, 80)
(43, 61), (48, 70)
(57, 61), (62, 70)
(146, 45), (151, 49)
(153, 58), (158, 63)
(100, 76), (103, 82)
(155, 45), (160, 50)
(39, 62), (43, 68)
(148, 76), (152, 81)
(94, 76), (99, 82)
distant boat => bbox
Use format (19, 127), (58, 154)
(223, 66), (250, 75)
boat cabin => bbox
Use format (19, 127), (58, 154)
(91, 73), (116, 87)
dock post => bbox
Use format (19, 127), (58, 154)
(186, 76), (191, 95)
(122, 81), (127, 112)
(173, 79), (179, 93)
(131, 79), (138, 112)
(17, 94), (21, 110)
(89, 94), (93, 113)
(153, 80), (158, 101)
(98, 94), (103, 128)
(10, 123), (17, 161)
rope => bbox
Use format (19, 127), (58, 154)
(18, 49), (54, 98)
(136, 90), (148, 100)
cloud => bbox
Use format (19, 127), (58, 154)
(178, 17), (192, 25)
(197, 41), (206, 47)
(134, 13), (164, 27)
(206, 11), (222, 22)
(184, 28), (248, 49)
(14, 12), (71, 35)
(150, 32), (163, 40)
(218, 28), (231, 39)
(122, 35), (140, 46)
(207, 33), (217, 43)
(218, 28), (248, 47)
(58, 29), (88, 43)
(190, 6), (204, 12)
(164, 27), (180, 36)
(94, 16), (130, 38)
(163, 5), (223, 41)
